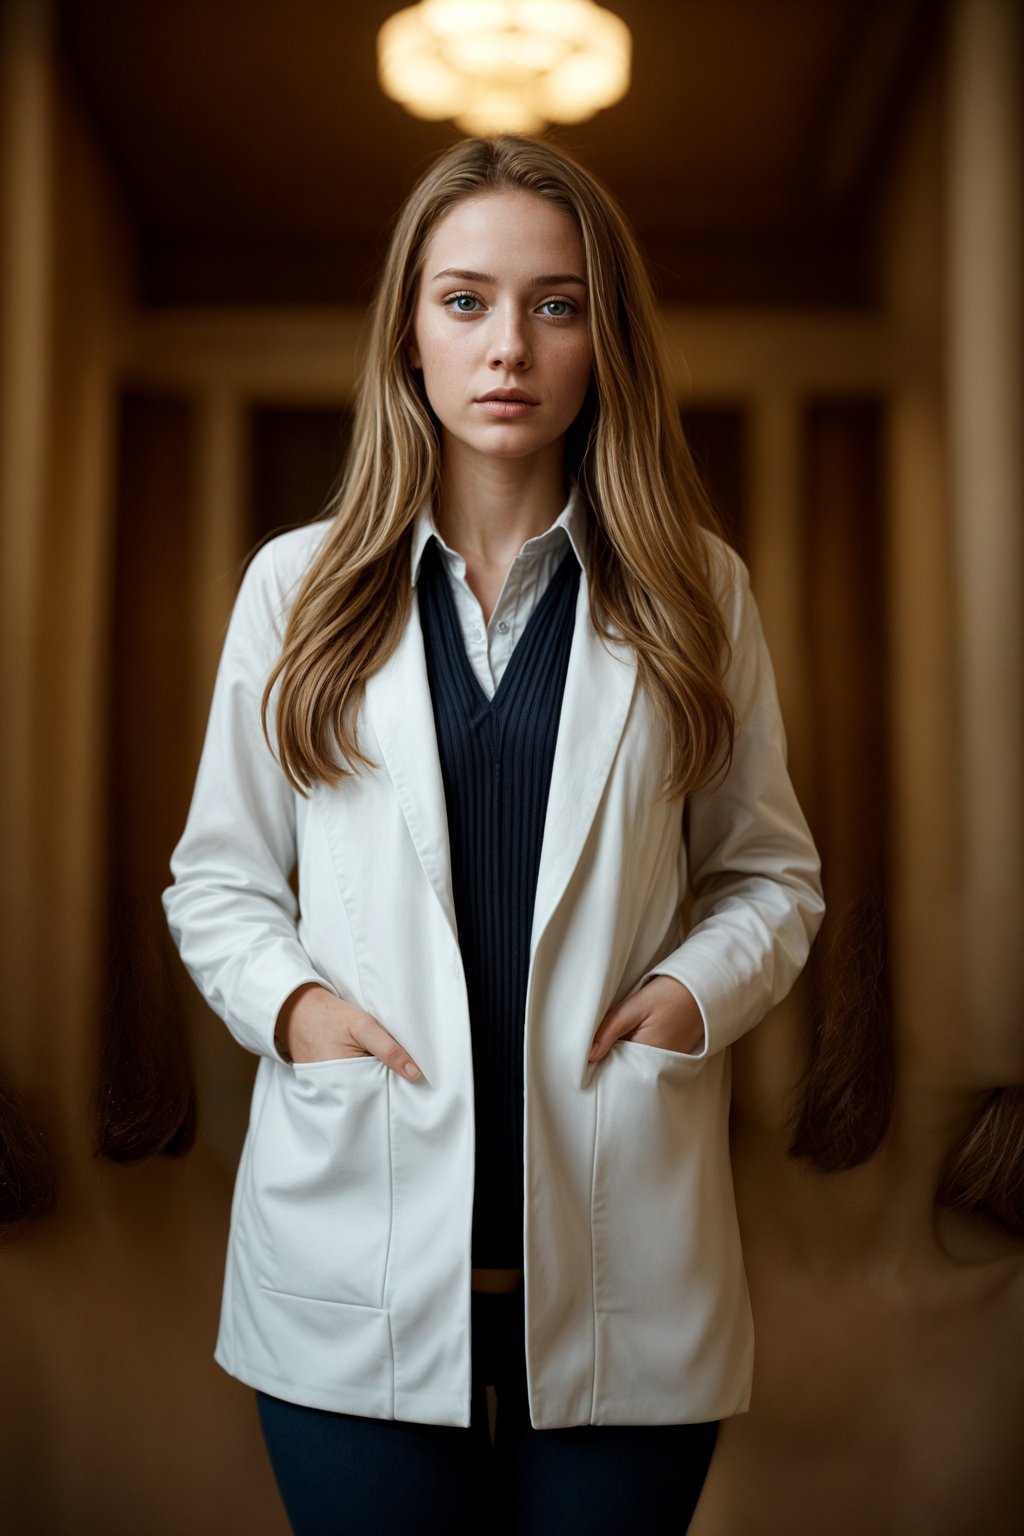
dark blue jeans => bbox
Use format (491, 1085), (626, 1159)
(256, 1281), (718, 1536)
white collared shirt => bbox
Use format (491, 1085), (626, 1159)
(409, 485), (589, 700)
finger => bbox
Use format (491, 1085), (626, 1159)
(350, 1013), (422, 1080)
(587, 990), (651, 1062)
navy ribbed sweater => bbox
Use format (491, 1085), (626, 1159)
(417, 535), (581, 1265)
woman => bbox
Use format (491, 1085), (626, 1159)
(163, 135), (824, 1535)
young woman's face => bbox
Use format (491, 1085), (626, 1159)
(408, 190), (593, 470)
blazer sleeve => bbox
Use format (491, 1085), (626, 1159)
(638, 540), (825, 1060)
(162, 531), (338, 1061)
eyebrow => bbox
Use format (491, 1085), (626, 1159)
(430, 268), (587, 287)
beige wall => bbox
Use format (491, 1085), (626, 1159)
(0, 6), (288, 1531)
(0, 0), (132, 1138)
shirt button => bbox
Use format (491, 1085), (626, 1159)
(497, 620), (509, 633)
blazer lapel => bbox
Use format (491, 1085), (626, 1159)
(365, 591), (458, 941)
(528, 578), (637, 967)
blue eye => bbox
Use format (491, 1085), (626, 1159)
(540, 299), (575, 318)
(445, 293), (481, 313)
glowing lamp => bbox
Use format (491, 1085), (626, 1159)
(377, 0), (631, 134)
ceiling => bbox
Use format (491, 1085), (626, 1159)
(57, 0), (943, 307)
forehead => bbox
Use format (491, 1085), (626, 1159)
(422, 190), (585, 274)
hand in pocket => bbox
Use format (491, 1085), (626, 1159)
(588, 975), (706, 1062)
(275, 983), (422, 1079)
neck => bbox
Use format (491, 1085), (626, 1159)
(436, 439), (569, 565)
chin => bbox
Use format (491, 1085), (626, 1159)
(461, 428), (568, 463)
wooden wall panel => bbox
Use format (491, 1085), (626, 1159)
(803, 397), (889, 922)
(249, 403), (352, 546)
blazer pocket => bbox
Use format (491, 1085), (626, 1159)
(244, 1055), (393, 1309)
(612, 1037), (707, 1074)
(590, 1038), (713, 1310)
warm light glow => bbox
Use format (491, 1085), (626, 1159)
(377, 0), (631, 133)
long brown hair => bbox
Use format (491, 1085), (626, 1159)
(264, 135), (734, 799)
(788, 889), (896, 1171)
(788, 890), (1024, 1240)
(938, 1087), (1024, 1239)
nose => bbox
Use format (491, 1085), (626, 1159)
(488, 306), (531, 371)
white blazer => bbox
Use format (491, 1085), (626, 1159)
(163, 513), (824, 1430)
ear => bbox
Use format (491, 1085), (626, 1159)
(405, 329), (422, 372)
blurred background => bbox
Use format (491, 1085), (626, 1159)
(1, 1), (1022, 1531)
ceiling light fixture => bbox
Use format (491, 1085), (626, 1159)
(377, 0), (631, 135)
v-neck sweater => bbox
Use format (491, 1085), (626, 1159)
(417, 532), (581, 1265)
(408, 486), (589, 699)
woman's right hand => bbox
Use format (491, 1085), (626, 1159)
(274, 983), (421, 1080)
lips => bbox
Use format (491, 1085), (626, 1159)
(476, 389), (539, 404)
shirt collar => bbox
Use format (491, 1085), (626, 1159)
(409, 482), (589, 588)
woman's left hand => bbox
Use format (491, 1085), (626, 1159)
(587, 975), (706, 1062)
